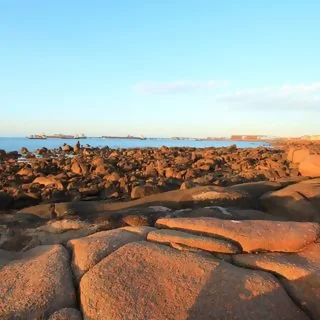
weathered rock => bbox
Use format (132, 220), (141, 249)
(74, 141), (81, 153)
(156, 217), (320, 252)
(16, 167), (33, 176)
(131, 185), (161, 199)
(227, 181), (282, 199)
(68, 226), (153, 281)
(147, 229), (240, 253)
(19, 147), (29, 154)
(287, 148), (310, 164)
(233, 242), (320, 320)
(260, 179), (320, 221)
(23, 225), (100, 250)
(180, 181), (195, 190)
(18, 185), (252, 219)
(172, 206), (283, 221)
(48, 308), (82, 320)
(33, 176), (64, 190)
(299, 155), (320, 177)
(62, 144), (73, 152)
(0, 245), (75, 319)
(80, 241), (308, 320)
(71, 161), (88, 175)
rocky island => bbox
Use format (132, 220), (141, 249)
(0, 141), (320, 319)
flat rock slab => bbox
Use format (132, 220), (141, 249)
(227, 181), (283, 198)
(155, 217), (320, 253)
(260, 178), (320, 222)
(19, 185), (251, 218)
(0, 245), (75, 319)
(233, 242), (320, 320)
(80, 241), (308, 320)
(68, 226), (154, 281)
(173, 207), (285, 221)
(147, 229), (240, 253)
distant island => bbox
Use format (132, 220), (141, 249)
(27, 134), (87, 139)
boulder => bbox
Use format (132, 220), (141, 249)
(299, 155), (320, 177)
(80, 241), (308, 320)
(48, 308), (82, 320)
(227, 181), (282, 199)
(71, 161), (88, 175)
(17, 167), (33, 176)
(287, 148), (310, 164)
(147, 229), (240, 253)
(260, 179), (320, 221)
(62, 144), (73, 152)
(0, 245), (75, 319)
(233, 242), (320, 319)
(155, 217), (320, 253)
(32, 176), (64, 190)
(74, 141), (81, 153)
(131, 185), (161, 199)
(68, 226), (153, 281)
(19, 185), (253, 218)
(19, 147), (29, 154)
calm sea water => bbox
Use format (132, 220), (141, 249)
(0, 137), (269, 152)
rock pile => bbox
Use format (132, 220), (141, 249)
(0, 145), (302, 210)
(0, 177), (320, 319)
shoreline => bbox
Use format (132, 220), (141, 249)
(1, 141), (320, 319)
(0, 142), (312, 212)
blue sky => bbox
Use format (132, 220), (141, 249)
(0, 1), (319, 137)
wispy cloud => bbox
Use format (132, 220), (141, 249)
(217, 83), (320, 110)
(134, 80), (229, 94)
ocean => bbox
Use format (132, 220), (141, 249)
(0, 137), (269, 152)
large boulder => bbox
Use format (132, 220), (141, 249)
(131, 185), (161, 199)
(68, 226), (153, 281)
(227, 181), (283, 199)
(260, 179), (320, 221)
(147, 229), (240, 253)
(80, 241), (308, 320)
(155, 217), (320, 252)
(32, 176), (64, 190)
(0, 245), (75, 319)
(299, 155), (320, 177)
(287, 148), (310, 164)
(233, 242), (320, 320)
(19, 185), (252, 218)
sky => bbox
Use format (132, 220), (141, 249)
(0, 1), (319, 138)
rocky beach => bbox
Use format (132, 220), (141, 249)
(1, 141), (320, 319)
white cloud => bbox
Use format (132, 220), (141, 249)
(134, 80), (228, 94)
(217, 83), (320, 110)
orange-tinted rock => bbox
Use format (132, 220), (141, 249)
(287, 148), (310, 164)
(80, 241), (308, 320)
(68, 226), (153, 281)
(147, 229), (240, 253)
(0, 245), (75, 319)
(299, 155), (320, 177)
(233, 242), (320, 319)
(131, 185), (161, 199)
(33, 176), (64, 190)
(260, 178), (320, 221)
(156, 217), (320, 252)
